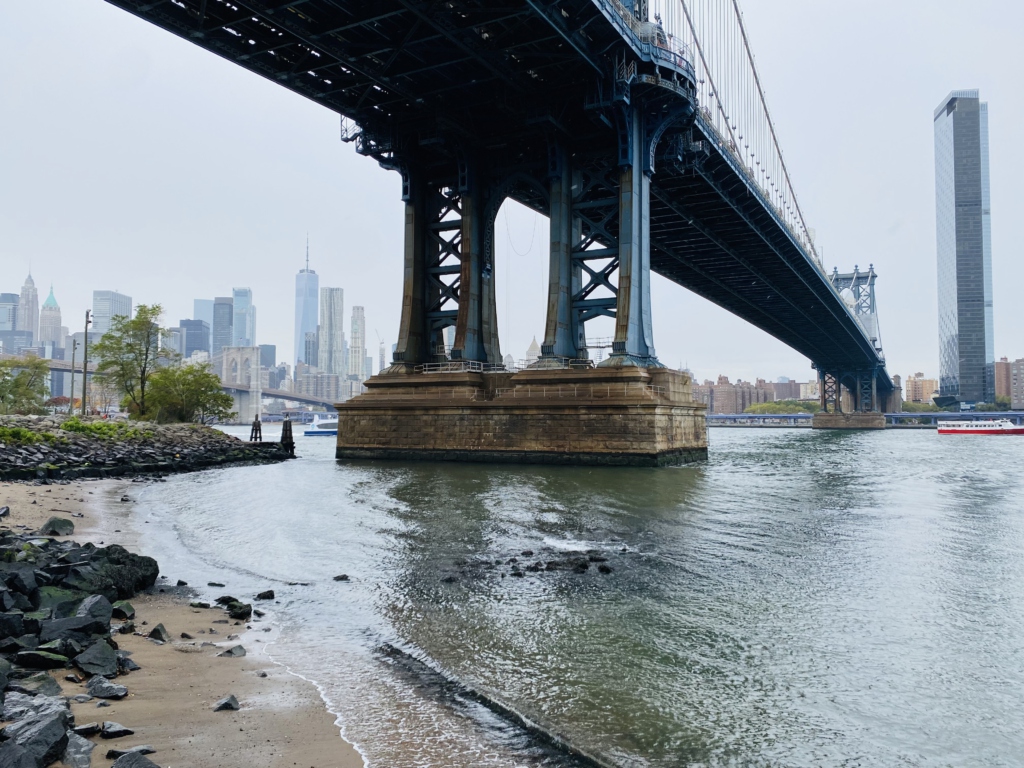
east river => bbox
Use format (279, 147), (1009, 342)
(120, 427), (1024, 767)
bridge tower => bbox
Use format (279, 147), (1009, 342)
(813, 265), (898, 428)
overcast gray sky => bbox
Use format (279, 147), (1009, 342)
(2, 2), (1021, 383)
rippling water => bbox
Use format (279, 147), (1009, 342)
(124, 428), (1024, 767)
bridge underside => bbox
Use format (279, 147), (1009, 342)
(102, 0), (894, 453)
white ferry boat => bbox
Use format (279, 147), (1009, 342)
(937, 418), (1024, 435)
(303, 413), (338, 436)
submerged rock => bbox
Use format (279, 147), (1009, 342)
(255, 590), (274, 600)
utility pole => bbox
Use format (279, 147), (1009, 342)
(81, 310), (92, 417)
(68, 339), (79, 414)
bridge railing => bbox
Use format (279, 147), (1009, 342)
(602, 0), (692, 73)
(494, 383), (667, 399)
(414, 361), (509, 374)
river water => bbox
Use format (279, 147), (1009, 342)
(123, 428), (1024, 767)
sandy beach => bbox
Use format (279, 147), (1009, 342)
(0, 478), (365, 768)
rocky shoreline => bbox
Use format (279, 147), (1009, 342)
(0, 417), (291, 482)
(0, 522), (162, 767)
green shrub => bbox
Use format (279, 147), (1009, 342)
(0, 426), (41, 444)
(60, 417), (141, 440)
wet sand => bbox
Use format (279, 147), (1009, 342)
(0, 479), (365, 768)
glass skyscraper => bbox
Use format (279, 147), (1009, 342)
(294, 242), (319, 367)
(934, 89), (994, 405)
(231, 288), (256, 347)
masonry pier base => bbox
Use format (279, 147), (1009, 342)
(812, 412), (886, 430)
(335, 367), (707, 466)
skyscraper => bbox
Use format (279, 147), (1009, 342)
(259, 344), (276, 369)
(934, 89), (994, 404)
(92, 291), (132, 334)
(232, 288), (256, 347)
(212, 297), (233, 354)
(17, 273), (39, 343)
(294, 241), (319, 367)
(193, 299), (214, 330)
(318, 287), (345, 376)
(349, 306), (366, 382)
(180, 319), (211, 358)
(38, 287), (63, 347)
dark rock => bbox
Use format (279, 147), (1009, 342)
(180, 632), (194, 640)
(226, 602), (252, 621)
(71, 694), (92, 703)
(207, 582), (225, 588)
(255, 590), (274, 600)
(213, 694), (240, 711)
(2, 692), (67, 721)
(0, 564), (39, 596)
(111, 752), (160, 768)
(39, 615), (108, 645)
(14, 650), (69, 669)
(176, 579), (187, 586)
(521, 550), (534, 556)
(0, 611), (26, 639)
(100, 721), (134, 739)
(38, 586), (88, 619)
(76, 594), (114, 624)
(0, 506), (9, 518)
(39, 517), (75, 536)
(253, 609), (265, 618)
(65, 673), (83, 683)
(588, 554), (608, 562)
(111, 600), (135, 620)
(106, 745), (156, 759)
(63, 732), (96, 768)
(96, 701), (110, 708)
(189, 601), (210, 609)
(73, 722), (101, 736)
(2, 709), (70, 766)
(598, 564), (613, 574)
(8, 671), (63, 697)
(146, 623), (171, 643)
(214, 595), (237, 606)
(572, 561), (590, 573)
(75, 640), (119, 678)
(333, 574), (349, 582)
(117, 621), (135, 635)
(217, 645), (245, 658)
(86, 676), (128, 699)
(0, 741), (36, 768)
(116, 652), (141, 673)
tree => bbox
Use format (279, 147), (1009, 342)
(148, 361), (236, 424)
(0, 356), (50, 414)
(93, 304), (169, 419)
(901, 401), (940, 413)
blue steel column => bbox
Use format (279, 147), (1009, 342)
(540, 147), (579, 360)
(601, 106), (659, 367)
(389, 170), (428, 370)
(451, 160), (501, 365)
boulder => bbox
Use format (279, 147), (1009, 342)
(0, 741), (36, 768)
(8, 671), (63, 697)
(73, 722), (101, 736)
(147, 623), (171, 643)
(112, 752), (161, 768)
(63, 731), (96, 768)
(86, 676), (128, 700)
(100, 721), (135, 739)
(14, 650), (69, 670)
(76, 594), (114, 624)
(255, 590), (275, 600)
(0, 611), (26, 639)
(226, 602), (252, 621)
(213, 694), (240, 711)
(75, 640), (119, 678)
(2, 692), (67, 721)
(0, 564), (39, 596)
(39, 517), (75, 536)
(37, 586), (88, 619)
(111, 600), (135, 620)
(217, 645), (246, 658)
(333, 574), (350, 582)
(1, 709), (70, 766)
(214, 595), (238, 606)
(39, 615), (109, 645)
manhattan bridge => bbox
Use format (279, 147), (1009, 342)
(103, 0), (895, 417)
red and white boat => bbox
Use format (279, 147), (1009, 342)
(937, 418), (1024, 435)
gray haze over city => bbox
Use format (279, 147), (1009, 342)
(2, 1), (1022, 382)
